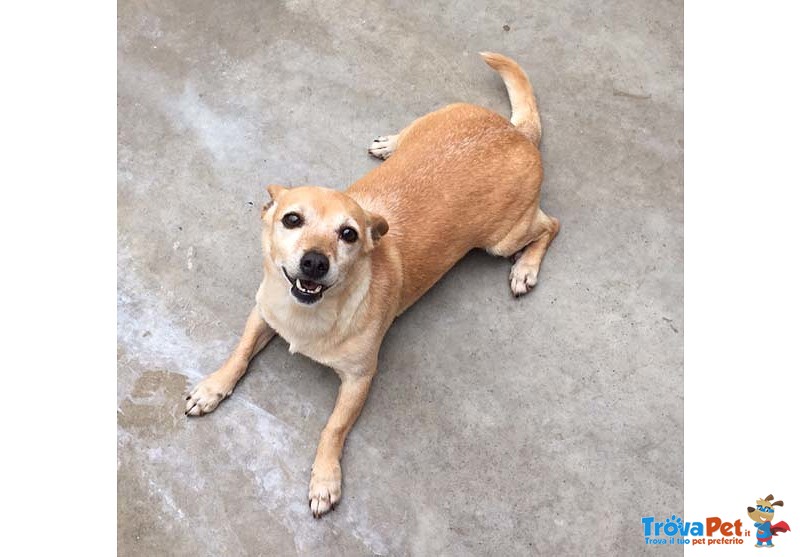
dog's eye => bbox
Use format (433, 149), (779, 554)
(281, 212), (303, 228)
(340, 227), (358, 243)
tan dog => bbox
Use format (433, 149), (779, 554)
(185, 52), (559, 517)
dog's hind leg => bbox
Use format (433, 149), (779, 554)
(368, 134), (399, 160)
(369, 104), (466, 160)
(368, 116), (424, 160)
(508, 209), (559, 296)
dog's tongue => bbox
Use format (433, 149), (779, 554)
(299, 279), (319, 290)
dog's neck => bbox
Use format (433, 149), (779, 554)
(256, 257), (374, 356)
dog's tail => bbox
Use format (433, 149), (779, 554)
(480, 52), (541, 146)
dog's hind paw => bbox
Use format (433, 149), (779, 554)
(368, 135), (398, 160)
(509, 261), (540, 297)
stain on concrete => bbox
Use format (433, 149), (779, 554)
(118, 370), (188, 435)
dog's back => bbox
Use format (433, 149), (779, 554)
(348, 54), (548, 309)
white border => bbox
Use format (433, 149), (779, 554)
(685, 2), (799, 554)
(0, 3), (116, 554)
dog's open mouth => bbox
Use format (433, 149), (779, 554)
(283, 267), (329, 304)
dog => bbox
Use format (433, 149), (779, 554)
(185, 52), (560, 517)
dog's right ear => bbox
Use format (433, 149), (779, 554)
(266, 184), (287, 205)
(262, 184), (287, 220)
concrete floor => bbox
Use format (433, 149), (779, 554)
(118, 1), (682, 555)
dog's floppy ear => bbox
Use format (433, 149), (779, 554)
(366, 210), (389, 243)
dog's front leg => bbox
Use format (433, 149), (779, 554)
(309, 370), (375, 518)
(185, 306), (275, 416)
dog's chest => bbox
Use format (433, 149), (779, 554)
(255, 280), (342, 365)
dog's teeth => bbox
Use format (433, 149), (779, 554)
(294, 278), (323, 295)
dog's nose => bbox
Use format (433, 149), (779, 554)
(299, 251), (329, 279)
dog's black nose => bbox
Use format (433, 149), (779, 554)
(300, 251), (329, 279)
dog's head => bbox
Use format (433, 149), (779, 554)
(261, 184), (389, 305)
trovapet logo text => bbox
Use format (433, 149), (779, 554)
(641, 515), (747, 546)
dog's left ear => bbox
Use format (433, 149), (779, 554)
(366, 211), (389, 243)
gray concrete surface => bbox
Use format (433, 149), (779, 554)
(118, 1), (683, 555)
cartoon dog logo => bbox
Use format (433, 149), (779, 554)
(747, 494), (791, 548)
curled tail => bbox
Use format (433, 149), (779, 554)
(480, 52), (541, 146)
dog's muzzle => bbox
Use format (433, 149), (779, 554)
(282, 267), (330, 304)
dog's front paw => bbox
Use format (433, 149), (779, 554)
(509, 261), (540, 297)
(184, 373), (234, 416)
(308, 459), (342, 518)
(368, 135), (398, 160)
